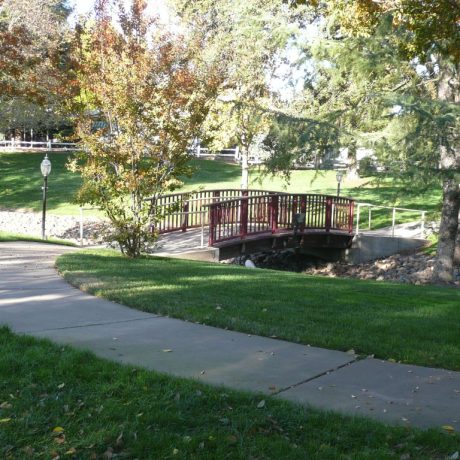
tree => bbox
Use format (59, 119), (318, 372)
(0, 0), (76, 138)
(173, 0), (301, 188)
(70, 0), (220, 257)
(325, 0), (460, 284)
(265, 1), (460, 283)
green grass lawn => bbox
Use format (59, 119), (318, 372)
(0, 152), (441, 229)
(0, 151), (83, 215)
(1, 327), (458, 459)
(56, 250), (460, 371)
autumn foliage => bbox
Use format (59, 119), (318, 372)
(70, 0), (220, 257)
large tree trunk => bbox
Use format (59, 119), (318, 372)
(432, 180), (460, 284)
(454, 220), (460, 266)
(432, 59), (460, 282)
(346, 140), (359, 180)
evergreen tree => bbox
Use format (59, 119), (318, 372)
(172, 0), (303, 188)
(265, 1), (459, 283)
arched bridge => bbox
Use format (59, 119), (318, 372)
(150, 189), (355, 259)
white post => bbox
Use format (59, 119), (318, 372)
(368, 207), (372, 230)
(196, 143), (201, 157)
(234, 146), (240, 162)
(391, 208), (396, 237)
(421, 211), (426, 238)
(356, 204), (361, 234)
(80, 207), (84, 246)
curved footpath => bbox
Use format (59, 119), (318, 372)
(1, 242), (459, 431)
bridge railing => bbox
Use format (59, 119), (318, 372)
(148, 189), (278, 234)
(208, 193), (354, 245)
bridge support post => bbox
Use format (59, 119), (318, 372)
(181, 201), (189, 232)
(240, 190), (248, 238)
(325, 197), (332, 232)
(270, 195), (279, 233)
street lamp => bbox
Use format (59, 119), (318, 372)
(336, 170), (344, 197)
(40, 154), (52, 239)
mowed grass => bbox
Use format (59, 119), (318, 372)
(56, 250), (460, 371)
(1, 328), (458, 459)
(0, 151), (83, 215)
(0, 152), (441, 228)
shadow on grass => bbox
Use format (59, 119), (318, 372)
(0, 151), (81, 214)
(57, 250), (460, 370)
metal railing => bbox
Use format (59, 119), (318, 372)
(355, 203), (427, 238)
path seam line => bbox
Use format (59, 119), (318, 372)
(23, 315), (161, 334)
(272, 356), (362, 396)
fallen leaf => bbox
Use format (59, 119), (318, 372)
(0, 402), (12, 409)
(58, 383), (65, 389)
(347, 349), (355, 355)
(162, 349), (173, 353)
(443, 425), (456, 433)
(52, 426), (65, 434)
(0, 418), (11, 423)
(172, 448), (179, 455)
(65, 447), (77, 455)
(22, 446), (35, 457)
(54, 435), (66, 444)
(257, 400), (266, 409)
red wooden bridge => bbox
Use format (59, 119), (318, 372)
(149, 189), (355, 259)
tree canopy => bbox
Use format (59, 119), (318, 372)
(70, 0), (221, 256)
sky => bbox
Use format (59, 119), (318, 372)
(70, 0), (94, 18)
(69, 0), (170, 24)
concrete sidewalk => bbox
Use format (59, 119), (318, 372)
(1, 242), (459, 431)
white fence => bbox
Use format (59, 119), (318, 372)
(190, 145), (267, 165)
(0, 140), (78, 150)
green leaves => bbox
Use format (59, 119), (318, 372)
(73, 1), (219, 257)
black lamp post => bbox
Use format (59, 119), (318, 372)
(40, 154), (52, 239)
(336, 170), (344, 197)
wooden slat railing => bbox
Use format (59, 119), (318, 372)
(149, 189), (354, 246)
(208, 193), (354, 245)
(148, 189), (279, 234)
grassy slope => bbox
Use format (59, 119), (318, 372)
(56, 250), (460, 371)
(1, 327), (458, 459)
(0, 152), (441, 227)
